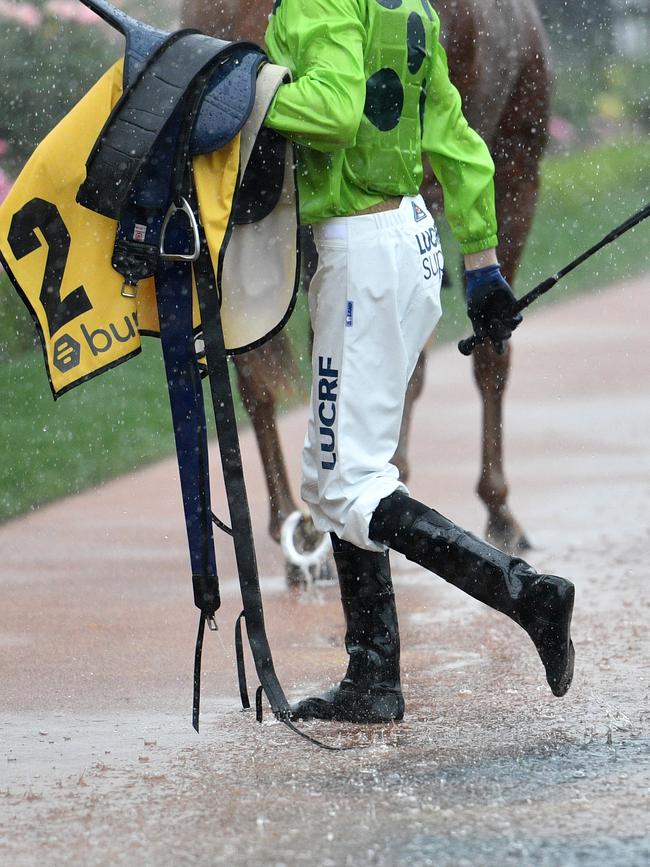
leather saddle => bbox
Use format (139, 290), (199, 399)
(70, 0), (297, 358)
(77, 0), (266, 227)
(81, 0), (264, 155)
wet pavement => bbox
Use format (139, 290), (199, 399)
(1, 275), (649, 866)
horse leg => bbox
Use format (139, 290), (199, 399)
(393, 349), (428, 483)
(232, 341), (299, 545)
(473, 55), (550, 553)
(234, 337), (335, 588)
(473, 340), (531, 551)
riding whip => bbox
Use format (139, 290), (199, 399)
(458, 201), (650, 356)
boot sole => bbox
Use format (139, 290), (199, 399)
(291, 692), (405, 724)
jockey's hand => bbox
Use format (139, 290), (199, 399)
(465, 265), (522, 354)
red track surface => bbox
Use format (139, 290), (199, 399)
(2, 275), (649, 866)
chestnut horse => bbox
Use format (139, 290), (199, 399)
(182, 0), (550, 564)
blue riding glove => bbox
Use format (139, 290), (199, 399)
(465, 264), (522, 354)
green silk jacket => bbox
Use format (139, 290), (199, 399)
(264, 0), (498, 254)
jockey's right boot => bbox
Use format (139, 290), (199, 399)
(369, 491), (575, 697)
(291, 535), (404, 723)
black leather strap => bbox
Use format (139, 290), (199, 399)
(193, 614), (207, 732)
(280, 719), (358, 753)
(191, 200), (292, 721)
(234, 611), (251, 710)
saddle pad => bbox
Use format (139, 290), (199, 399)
(216, 63), (300, 354)
(0, 60), (299, 396)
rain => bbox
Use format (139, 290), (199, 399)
(1, 1), (649, 865)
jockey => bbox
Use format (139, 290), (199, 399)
(263, 0), (575, 722)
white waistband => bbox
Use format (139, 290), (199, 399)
(313, 195), (428, 241)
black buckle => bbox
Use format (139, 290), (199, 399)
(112, 237), (159, 298)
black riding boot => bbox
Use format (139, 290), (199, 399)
(369, 491), (574, 697)
(291, 535), (405, 723)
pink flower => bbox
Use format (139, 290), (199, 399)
(0, 1), (42, 28)
(44, 0), (105, 25)
(0, 139), (8, 158)
(549, 116), (578, 146)
(0, 168), (13, 205)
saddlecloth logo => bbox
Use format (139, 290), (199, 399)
(52, 334), (81, 373)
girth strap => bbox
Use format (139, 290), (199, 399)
(155, 248), (222, 736)
(158, 219), (343, 740)
(154, 180), (293, 727)
(156, 256), (218, 603)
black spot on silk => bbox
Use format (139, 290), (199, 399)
(407, 13), (427, 74)
(364, 68), (405, 131)
(419, 82), (427, 136)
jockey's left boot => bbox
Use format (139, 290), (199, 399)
(291, 535), (404, 723)
(369, 491), (575, 697)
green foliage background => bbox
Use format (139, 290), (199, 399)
(0, 4), (649, 522)
(2, 139), (649, 522)
(0, 10), (117, 176)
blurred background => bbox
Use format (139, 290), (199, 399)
(0, 0), (649, 522)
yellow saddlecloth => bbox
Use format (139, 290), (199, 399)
(0, 60), (240, 397)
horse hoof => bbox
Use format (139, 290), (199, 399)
(285, 556), (336, 589)
(486, 514), (532, 555)
(315, 557), (336, 584)
(286, 562), (308, 590)
(281, 511), (333, 590)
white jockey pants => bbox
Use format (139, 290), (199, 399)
(301, 195), (444, 551)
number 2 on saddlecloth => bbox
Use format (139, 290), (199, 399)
(7, 198), (92, 337)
